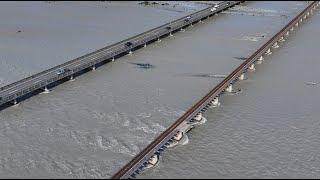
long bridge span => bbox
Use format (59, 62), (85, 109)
(111, 1), (319, 179)
(0, 1), (243, 108)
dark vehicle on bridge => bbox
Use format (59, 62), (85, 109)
(125, 42), (133, 47)
(64, 68), (72, 72)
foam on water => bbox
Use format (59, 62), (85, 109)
(179, 133), (189, 146)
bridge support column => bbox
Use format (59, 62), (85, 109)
(265, 48), (272, 55)
(173, 131), (184, 142)
(157, 38), (161, 42)
(296, 22), (299, 27)
(147, 154), (159, 167)
(226, 84), (233, 93)
(279, 36), (285, 42)
(257, 56), (264, 64)
(194, 112), (203, 122)
(239, 73), (246, 80)
(211, 97), (220, 107)
(92, 65), (96, 71)
(259, 55), (264, 61)
(129, 50), (133, 55)
(286, 31), (289, 36)
(291, 27), (294, 31)
(272, 42), (279, 48)
(249, 63), (256, 71)
(190, 23), (193, 27)
(112, 57), (115, 62)
(144, 43), (147, 48)
(169, 32), (173, 37)
(43, 86), (50, 93)
(304, 15), (307, 19)
(180, 28), (185, 32)
(70, 75), (75, 81)
(300, 18), (303, 22)
(13, 99), (17, 105)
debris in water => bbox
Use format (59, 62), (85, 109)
(305, 81), (319, 86)
(234, 57), (247, 61)
(190, 73), (226, 78)
(128, 62), (155, 69)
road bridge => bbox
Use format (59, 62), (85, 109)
(0, 1), (243, 108)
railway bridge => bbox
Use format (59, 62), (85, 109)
(111, 1), (320, 179)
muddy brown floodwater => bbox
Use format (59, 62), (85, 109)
(0, 1), (318, 179)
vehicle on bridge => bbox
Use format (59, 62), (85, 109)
(125, 41), (133, 47)
(56, 68), (71, 75)
(184, 16), (191, 22)
(56, 68), (65, 75)
(211, 4), (219, 12)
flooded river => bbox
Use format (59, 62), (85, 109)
(0, 1), (318, 179)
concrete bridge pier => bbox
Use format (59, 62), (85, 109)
(279, 36), (285, 42)
(112, 57), (115, 62)
(144, 43), (147, 48)
(286, 31), (290, 36)
(256, 56), (263, 64)
(157, 38), (161, 42)
(70, 75), (75, 81)
(226, 84), (233, 93)
(239, 73), (246, 80)
(295, 22), (299, 27)
(12, 99), (19, 106)
(211, 97), (220, 107)
(249, 63), (256, 71)
(194, 112), (203, 122)
(290, 26), (294, 31)
(169, 32), (173, 37)
(190, 23), (194, 27)
(259, 56), (264, 61)
(180, 28), (185, 32)
(146, 154), (159, 167)
(213, 97), (219, 106)
(272, 42), (279, 48)
(265, 48), (272, 55)
(43, 86), (50, 93)
(92, 65), (96, 71)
